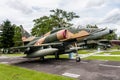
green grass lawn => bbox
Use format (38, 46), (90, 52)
(45, 54), (69, 59)
(78, 50), (95, 54)
(0, 64), (75, 80)
(1, 49), (120, 62)
(99, 51), (120, 55)
(83, 50), (120, 61)
(84, 56), (120, 61)
(2, 53), (25, 57)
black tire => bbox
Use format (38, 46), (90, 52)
(76, 57), (81, 62)
(40, 56), (45, 61)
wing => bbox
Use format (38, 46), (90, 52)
(9, 30), (89, 58)
(10, 30), (89, 50)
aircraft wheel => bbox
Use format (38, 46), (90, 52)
(3, 49), (9, 54)
(76, 57), (81, 62)
(40, 56), (44, 61)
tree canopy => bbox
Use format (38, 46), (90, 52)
(103, 32), (117, 40)
(31, 9), (79, 36)
(13, 25), (22, 47)
(0, 20), (23, 48)
(1, 20), (15, 48)
(86, 24), (98, 28)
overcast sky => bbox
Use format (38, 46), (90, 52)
(0, 0), (120, 35)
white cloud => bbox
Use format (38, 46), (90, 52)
(106, 8), (120, 17)
(99, 8), (120, 24)
(0, 0), (120, 35)
(0, 0), (55, 32)
(6, 0), (33, 14)
(74, 17), (98, 26)
(60, 0), (106, 11)
(85, 0), (105, 8)
(21, 0), (61, 9)
(97, 8), (120, 36)
(59, 0), (87, 11)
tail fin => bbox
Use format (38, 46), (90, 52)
(20, 25), (31, 41)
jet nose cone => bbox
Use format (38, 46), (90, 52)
(109, 30), (113, 34)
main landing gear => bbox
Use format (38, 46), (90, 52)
(40, 56), (45, 61)
(55, 52), (59, 59)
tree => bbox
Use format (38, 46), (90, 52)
(103, 32), (117, 40)
(31, 9), (79, 36)
(118, 36), (120, 40)
(86, 24), (98, 28)
(32, 16), (53, 36)
(50, 8), (79, 28)
(13, 25), (22, 47)
(1, 20), (15, 48)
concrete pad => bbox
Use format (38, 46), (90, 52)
(0, 56), (8, 59)
(62, 72), (80, 78)
(99, 64), (120, 68)
(0, 62), (9, 64)
(1, 57), (120, 80)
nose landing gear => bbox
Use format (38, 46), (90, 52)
(76, 56), (81, 62)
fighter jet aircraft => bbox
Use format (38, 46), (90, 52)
(10, 26), (90, 62)
(10, 26), (113, 62)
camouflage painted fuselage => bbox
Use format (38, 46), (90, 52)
(21, 27), (113, 58)
(23, 27), (89, 58)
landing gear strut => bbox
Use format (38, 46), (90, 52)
(55, 53), (59, 59)
(74, 43), (81, 62)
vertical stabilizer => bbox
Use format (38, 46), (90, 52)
(20, 25), (31, 41)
